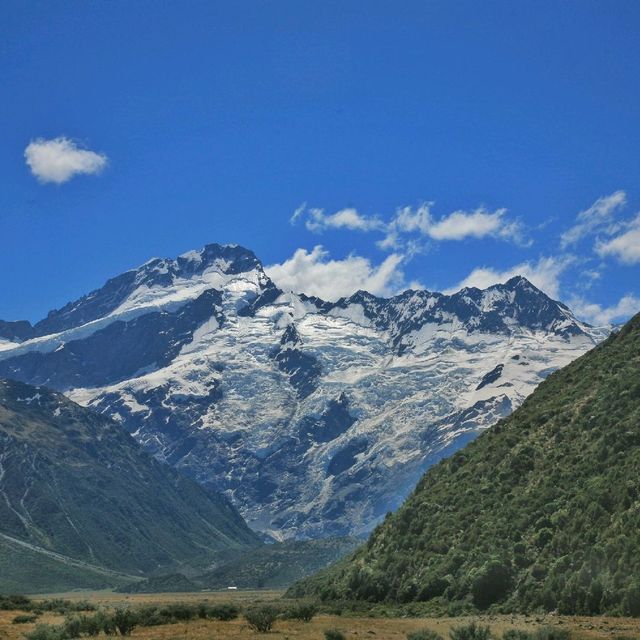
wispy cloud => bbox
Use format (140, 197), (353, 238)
(444, 256), (572, 299)
(560, 190), (627, 248)
(568, 293), (640, 326)
(295, 206), (385, 233)
(596, 213), (640, 265)
(265, 246), (413, 300)
(24, 136), (107, 184)
(292, 201), (529, 250)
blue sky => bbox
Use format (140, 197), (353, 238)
(1, 1), (639, 325)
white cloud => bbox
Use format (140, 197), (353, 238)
(596, 214), (640, 264)
(302, 207), (384, 233)
(444, 256), (572, 299)
(24, 136), (107, 184)
(560, 190), (627, 248)
(265, 245), (412, 300)
(294, 201), (528, 250)
(568, 294), (640, 326)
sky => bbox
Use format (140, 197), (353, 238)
(1, 1), (639, 326)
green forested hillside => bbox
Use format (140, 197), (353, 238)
(290, 313), (640, 616)
(0, 379), (260, 593)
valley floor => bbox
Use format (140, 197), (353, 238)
(1, 591), (639, 640)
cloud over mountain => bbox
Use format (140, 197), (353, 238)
(265, 245), (409, 300)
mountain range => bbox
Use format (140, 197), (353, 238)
(0, 243), (607, 540)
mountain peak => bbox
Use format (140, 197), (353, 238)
(503, 274), (533, 287)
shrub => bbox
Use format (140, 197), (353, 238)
(408, 629), (444, 640)
(325, 630), (346, 640)
(12, 614), (38, 624)
(208, 603), (240, 621)
(134, 606), (165, 627)
(96, 611), (116, 635)
(503, 631), (534, 640)
(78, 614), (101, 636)
(623, 581), (640, 616)
(450, 622), (493, 640)
(63, 616), (83, 638)
(1, 594), (32, 610)
(286, 603), (317, 622)
(159, 603), (197, 621)
(36, 599), (96, 615)
(471, 560), (512, 609)
(245, 605), (279, 632)
(533, 627), (569, 640)
(24, 624), (68, 640)
(113, 608), (137, 636)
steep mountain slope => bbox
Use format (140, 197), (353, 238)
(0, 378), (259, 591)
(0, 243), (606, 539)
(289, 313), (640, 616)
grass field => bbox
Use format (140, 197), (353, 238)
(1, 590), (638, 640)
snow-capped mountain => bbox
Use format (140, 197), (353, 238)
(0, 244), (606, 539)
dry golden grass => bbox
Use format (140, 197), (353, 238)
(2, 591), (639, 640)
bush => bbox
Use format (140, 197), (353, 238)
(623, 581), (640, 616)
(471, 560), (512, 609)
(96, 611), (116, 635)
(36, 599), (96, 615)
(62, 616), (82, 638)
(208, 603), (240, 621)
(160, 603), (198, 621)
(245, 605), (279, 632)
(1, 594), (32, 610)
(408, 629), (444, 640)
(134, 606), (166, 627)
(450, 622), (493, 640)
(286, 603), (317, 622)
(533, 628), (569, 640)
(12, 614), (38, 624)
(78, 614), (101, 636)
(503, 631), (533, 640)
(325, 630), (346, 640)
(113, 608), (137, 636)
(24, 624), (68, 640)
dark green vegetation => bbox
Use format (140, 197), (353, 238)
(120, 537), (360, 592)
(0, 379), (259, 593)
(406, 624), (570, 640)
(14, 600), (243, 639)
(290, 313), (640, 615)
(0, 594), (96, 613)
(244, 605), (279, 632)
